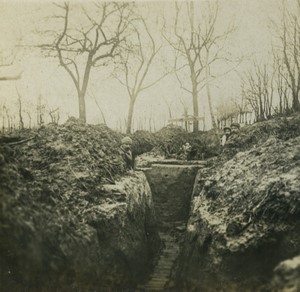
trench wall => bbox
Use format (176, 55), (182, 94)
(175, 164), (300, 292)
(0, 170), (161, 291)
(144, 165), (201, 229)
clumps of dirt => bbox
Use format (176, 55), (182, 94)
(177, 115), (300, 291)
(131, 130), (158, 156)
(222, 113), (300, 160)
(187, 130), (221, 159)
(135, 114), (300, 165)
(134, 124), (221, 162)
(271, 255), (300, 291)
(0, 119), (160, 291)
(18, 118), (126, 184)
(155, 125), (221, 160)
(205, 136), (300, 226)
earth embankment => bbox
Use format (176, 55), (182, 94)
(176, 117), (300, 291)
(0, 121), (160, 291)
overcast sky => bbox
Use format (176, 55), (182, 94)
(0, 0), (282, 131)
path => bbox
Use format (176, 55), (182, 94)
(138, 163), (203, 291)
(138, 225), (184, 291)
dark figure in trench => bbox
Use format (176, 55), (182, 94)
(120, 136), (134, 170)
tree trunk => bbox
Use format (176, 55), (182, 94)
(206, 83), (217, 129)
(279, 91), (283, 114)
(292, 90), (300, 112)
(205, 52), (217, 129)
(126, 97), (136, 134)
(192, 79), (199, 132)
(168, 106), (172, 119)
(17, 94), (24, 130)
(4, 108), (10, 131)
(78, 93), (86, 123)
(27, 112), (31, 129)
(93, 95), (107, 124)
(258, 95), (265, 121)
(78, 56), (93, 123)
(184, 107), (188, 131)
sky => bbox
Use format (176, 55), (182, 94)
(0, 0), (283, 132)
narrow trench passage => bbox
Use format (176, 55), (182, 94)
(140, 230), (181, 291)
(138, 164), (202, 291)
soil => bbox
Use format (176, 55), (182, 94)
(133, 124), (222, 162)
(2, 114), (300, 291)
(175, 114), (300, 291)
(0, 119), (160, 291)
(272, 255), (300, 291)
(139, 163), (203, 291)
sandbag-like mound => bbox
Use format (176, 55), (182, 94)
(131, 130), (158, 156)
(271, 255), (300, 291)
(154, 125), (221, 160)
(0, 120), (160, 291)
(222, 113), (300, 159)
(177, 117), (300, 291)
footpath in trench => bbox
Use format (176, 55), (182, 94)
(139, 228), (182, 291)
(138, 162), (205, 291)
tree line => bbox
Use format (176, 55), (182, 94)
(1, 1), (300, 133)
(217, 0), (300, 126)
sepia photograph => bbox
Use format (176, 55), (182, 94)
(1, 0), (300, 291)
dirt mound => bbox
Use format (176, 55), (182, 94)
(203, 136), (300, 228)
(26, 119), (125, 182)
(177, 116), (300, 291)
(222, 114), (300, 159)
(271, 255), (300, 291)
(131, 130), (158, 156)
(0, 120), (160, 291)
(154, 125), (221, 160)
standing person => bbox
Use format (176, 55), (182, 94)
(221, 126), (231, 146)
(120, 136), (134, 170)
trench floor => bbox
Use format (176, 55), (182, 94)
(138, 222), (185, 291)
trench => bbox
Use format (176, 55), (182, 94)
(131, 162), (300, 292)
(137, 162), (205, 291)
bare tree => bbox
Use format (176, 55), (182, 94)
(179, 96), (189, 131)
(49, 107), (60, 124)
(36, 95), (45, 127)
(42, 2), (134, 123)
(26, 111), (32, 129)
(88, 90), (107, 124)
(165, 1), (234, 132)
(242, 62), (275, 122)
(16, 88), (24, 130)
(116, 16), (169, 134)
(162, 97), (174, 120)
(272, 53), (291, 115)
(3, 105), (10, 131)
(0, 104), (5, 132)
(215, 97), (239, 128)
(276, 0), (300, 112)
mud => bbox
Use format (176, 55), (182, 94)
(138, 162), (204, 291)
(175, 135), (300, 291)
(144, 164), (202, 229)
(2, 115), (300, 291)
(0, 121), (161, 291)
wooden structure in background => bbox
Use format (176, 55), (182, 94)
(168, 115), (205, 132)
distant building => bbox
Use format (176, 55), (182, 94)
(217, 110), (255, 129)
(168, 115), (205, 132)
